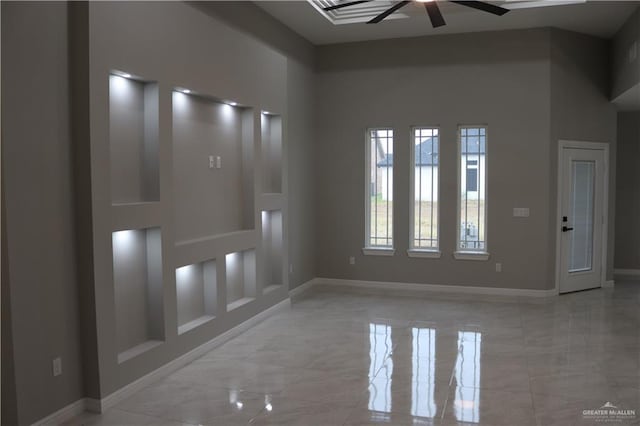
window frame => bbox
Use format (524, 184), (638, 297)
(364, 127), (395, 256)
(455, 125), (489, 260)
(408, 126), (441, 258)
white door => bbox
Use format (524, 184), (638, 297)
(559, 147), (606, 294)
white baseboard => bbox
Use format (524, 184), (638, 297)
(614, 269), (640, 277)
(30, 398), (86, 426)
(603, 280), (615, 288)
(288, 278), (318, 298)
(83, 398), (101, 414)
(315, 277), (557, 298)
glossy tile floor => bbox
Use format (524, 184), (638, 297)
(67, 281), (640, 426)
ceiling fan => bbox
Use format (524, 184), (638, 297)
(323, 0), (510, 28)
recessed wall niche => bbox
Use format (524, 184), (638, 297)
(225, 249), (256, 311)
(262, 210), (283, 293)
(173, 91), (254, 243)
(261, 113), (282, 194)
(175, 261), (217, 335)
(109, 74), (160, 204)
(112, 228), (164, 363)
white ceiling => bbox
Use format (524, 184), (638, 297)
(255, 0), (640, 45)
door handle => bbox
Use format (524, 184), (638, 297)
(562, 226), (574, 232)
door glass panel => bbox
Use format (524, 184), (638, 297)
(569, 161), (595, 272)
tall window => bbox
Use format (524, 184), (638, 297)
(411, 128), (439, 251)
(458, 126), (487, 252)
(366, 129), (393, 248)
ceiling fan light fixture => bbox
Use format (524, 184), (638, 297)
(321, 0), (511, 28)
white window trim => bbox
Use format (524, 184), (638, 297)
(363, 248), (396, 256)
(407, 249), (442, 259)
(364, 127), (394, 251)
(453, 251), (490, 261)
(409, 126), (440, 254)
(456, 125), (489, 259)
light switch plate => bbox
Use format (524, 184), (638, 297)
(513, 208), (530, 217)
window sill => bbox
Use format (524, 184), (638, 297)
(453, 251), (490, 261)
(407, 250), (442, 259)
(362, 247), (395, 257)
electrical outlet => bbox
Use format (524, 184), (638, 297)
(513, 207), (530, 217)
(495, 263), (502, 273)
(52, 357), (62, 377)
(349, 256), (355, 265)
(208, 155), (215, 169)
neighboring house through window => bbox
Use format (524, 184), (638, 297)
(458, 126), (487, 254)
(466, 160), (478, 193)
(410, 128), (439, 254)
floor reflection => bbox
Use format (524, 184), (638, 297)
(412, 327), (437, 418)
(454, 330), (482, 423)
(367, 323), (444, 422)
(368, 323), (393, 414)
(229, 390), (274, 414)
(228, 389), (244, 411)
(366, 322), (484, 423)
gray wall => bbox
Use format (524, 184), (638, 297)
(286, 58), (317, 289)
(172, 96), (252, 242)
(315, 29), (554, 290)
(2, 165), (18, 426)
(315, 27), (617, 290)
(80, 0), (302, 398)
(264, 210), (284, 286)
(549, 29), (618, 282)
(112, 228), (164, 354)
(175, 261), (217, 328)
(615, 111), (640, 270)
(2, 0), (317, 422)
(109, 77), (160, 204)
(193, 2), (317, 289)
(1, 2), (85, 424)
(612, 6), (640, 99)
(189, 1), (315, 69)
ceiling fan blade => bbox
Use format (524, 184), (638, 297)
(449, 0), (510, 16)
(367, 1), (411, 24)
(323, 0), (372, 11)
(424, 2), (446, 27)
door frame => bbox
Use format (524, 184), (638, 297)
(554, 140), (610, 294)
